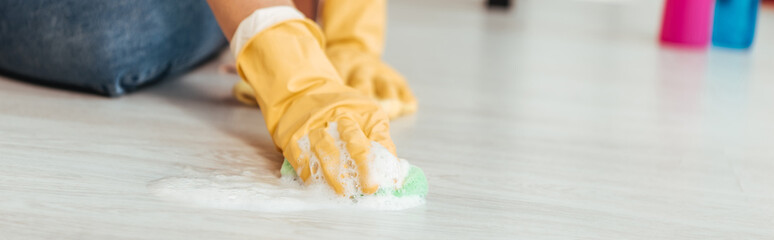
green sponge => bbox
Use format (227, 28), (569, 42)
(280, 159), (428, 197)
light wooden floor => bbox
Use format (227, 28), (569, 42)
(2, 0), (774, 239)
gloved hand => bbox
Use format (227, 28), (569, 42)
(235, 18), (398, 196)
(322, 0), (417, 119)
(232, 79), (258, 106)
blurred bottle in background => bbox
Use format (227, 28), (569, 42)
(660, 0), (715, 47)
(712, 0), (760, 49)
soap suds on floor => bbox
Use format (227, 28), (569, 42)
(148, 164), (424, 212)
(149, 122), (424, 212)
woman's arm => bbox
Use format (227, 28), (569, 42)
(206, 0), (294, 41)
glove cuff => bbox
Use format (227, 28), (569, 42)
(230, 6), (306, 58)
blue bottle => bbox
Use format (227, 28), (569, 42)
(712, 0), (760, 49)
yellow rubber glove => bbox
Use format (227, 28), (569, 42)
(236, 18), (397, 196)
(232, 80), (258, 106)
(322, 0), (417, 119)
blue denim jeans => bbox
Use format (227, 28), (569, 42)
(0, 0), (226, 96)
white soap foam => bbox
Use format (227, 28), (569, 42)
(148, 122), (422, 212)
(148, 164), (424, 212)
(367, 141), (411, 191)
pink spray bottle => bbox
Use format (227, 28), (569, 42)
(660, 0), (715, 47)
